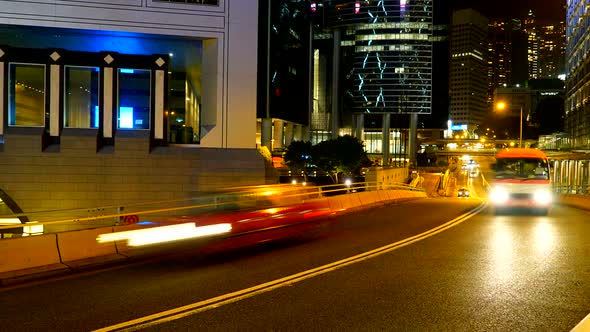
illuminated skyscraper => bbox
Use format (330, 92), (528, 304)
(449, 9), (488, 134)
(325, 1), (433, 116)
(487, 19), (516, 106)
(524, 10), (539, 80)
(538, 21), (566, 79)
(565, 0), (590, 147)
(312, 0), (434, 165)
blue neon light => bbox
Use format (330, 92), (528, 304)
(94, 105), (99, 128)
(120, 68), (134, 74)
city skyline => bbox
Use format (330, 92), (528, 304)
(452, 0), (566, 21)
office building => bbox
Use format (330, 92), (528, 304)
(524, 10), (539, 80)
(538, 21), (566, 79)
(565, 0), (590, 147)
(449, 9), (488, 135)
(318, 0), (434, 165)
(0, 0), (263, 212)
(257, 0), (312, 151)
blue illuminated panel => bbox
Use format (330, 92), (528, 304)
(118, 68), (151, 130)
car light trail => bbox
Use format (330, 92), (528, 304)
(94, 202), (486, 332)
(96, 223), (232, 247)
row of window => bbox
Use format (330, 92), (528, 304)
(9, 63), (151, 130)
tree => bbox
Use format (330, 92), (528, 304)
(312, 135), (370, 183)
(283, 135), (370, 184)
(283, 140), (313, 181)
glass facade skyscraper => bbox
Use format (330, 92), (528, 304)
(565, 0), (590, 147)
(324, 0), (433, 115)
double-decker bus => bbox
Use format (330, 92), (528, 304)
(489, 148), (552, 215)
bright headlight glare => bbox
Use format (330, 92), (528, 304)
(490, 188), (509, 204)
(533, 190), (552, 205)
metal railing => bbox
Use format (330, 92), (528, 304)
(551, 159), (590, 194)
(0, 181), (423, 238)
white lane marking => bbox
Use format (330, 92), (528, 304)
(94, 202), (487, 332)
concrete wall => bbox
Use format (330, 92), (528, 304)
(0, 131), (265, 215)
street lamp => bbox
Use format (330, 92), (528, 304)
(495, 101), (523, 148)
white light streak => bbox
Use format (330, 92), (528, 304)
(97, 223), (232, 247)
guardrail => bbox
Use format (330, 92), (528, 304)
(0, 181), (424, 237)
(0, 182), (428, 284)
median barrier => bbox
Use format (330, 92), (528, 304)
(386, 190), (400, 200)
(0, 234), (68, 283)
(376, 190), (390, 202)
(0, 186), (430, 285)
(558, 194), (590, 212)
(344, 193), (362, 209)
(56, 227), (124, 269)
(326, 195), (343, 211)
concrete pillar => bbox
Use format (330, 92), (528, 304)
(273, 120), (284, 150)
(294, 124), (303, 142)
(553, 160), (560, 190)
(261, 118), (272, 149)
(409, 113), (418, 167)
(331, 29), (341, 139)
(284, 122), (294, 146)
(308, 20), (314, 140)
(302, 126), (311, 142)
(382, 113), (390, 167)
(0, 61), (3, 136)
(355, 113), (364, 140)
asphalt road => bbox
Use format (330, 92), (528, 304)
(1, 196), (590, 331)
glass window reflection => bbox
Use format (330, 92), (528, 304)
(8, 63), (46, 127)
(65, 66), (100, 128)
(118, 69), (151, 130)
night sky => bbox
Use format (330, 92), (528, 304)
(451, 0), (566, 22)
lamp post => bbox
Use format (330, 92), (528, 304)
(495, 101), (523, 148)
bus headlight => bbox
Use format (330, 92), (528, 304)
(533, 190), (552, 205)
(490, 188), (509, 204)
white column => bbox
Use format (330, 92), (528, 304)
(273, 120), (284, 150)
(355, 113), (364, 139)
(382, 113), (390, 167)
(294, 124), (303, 142)
(103, 67), (113, 138)
(49, 64), (60, 137)
(154, 69), (164, 139)
(261, 118), (272, 148)
(284, 122), (294, 146)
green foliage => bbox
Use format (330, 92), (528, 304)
(284, 135), (369, 183)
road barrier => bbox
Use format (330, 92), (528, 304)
(56, 227), (124, 268)
(0, 234), (67, 282)
(0, 183), (427, 285)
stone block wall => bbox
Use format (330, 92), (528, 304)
(0, 132), (265, 219)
